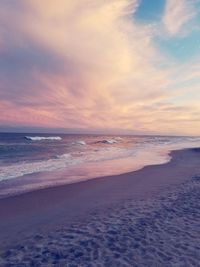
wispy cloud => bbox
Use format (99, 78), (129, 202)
(0, 0), (200, 135)
(0, 1), (167, 127)
(163, 0), (197, 36)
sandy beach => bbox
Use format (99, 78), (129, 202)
(2, 0), (200, 265)
(0, 148), (200, 266)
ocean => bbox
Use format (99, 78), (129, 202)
(0, 132), (200, 198)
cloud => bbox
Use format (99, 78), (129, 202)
(163, 0), (197, 36)
(0, 0), (200, 135)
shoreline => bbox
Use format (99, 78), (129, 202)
(0, 148), (200, 265)
(0, 148), (200, 222)
(0, 146), (182, 200)
(0, 144), (172, 200)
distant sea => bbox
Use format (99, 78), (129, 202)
(0, 132), (200, 198)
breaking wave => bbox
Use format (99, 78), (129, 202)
(25, 136), (62, 141)
(97, 139), (118, 144)
(72, 140), (86, 145)
(1, 134), (200, 198)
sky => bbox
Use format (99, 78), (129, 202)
(0, 0), (200, 135)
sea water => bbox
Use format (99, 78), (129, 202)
(0, 133), (200, 198)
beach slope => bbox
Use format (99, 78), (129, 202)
(0, 148), (200, 266)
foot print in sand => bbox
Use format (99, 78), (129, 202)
(0, 176), (200, 267)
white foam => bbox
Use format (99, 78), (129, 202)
(1, 136), (200, 193)
(114, 137), (122, 141)
(97, 139), (118, 144)
(25, 136), (62, 141)
(0, 155), (81, 182)
(55, 153), (72, 159)
(72, 140), (86, 145)
(0, 146), (132, 182)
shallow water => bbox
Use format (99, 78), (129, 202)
(0, 133), (200, 197)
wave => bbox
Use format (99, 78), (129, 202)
(114, 137), (122, 141)
(25, 136), (62, 141)
(0, 146), (130, 182)
(1, 135), (200, 195)
(97, 139), (118, 144)
(55, 153), (72, 159)
(0, 154), (81, 182)
(72, 140), (86, 145)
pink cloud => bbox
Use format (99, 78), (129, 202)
(0, 0), (200, 135)
(163, 0), (197, 35)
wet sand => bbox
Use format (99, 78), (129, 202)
(0, 148), (200, 266)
